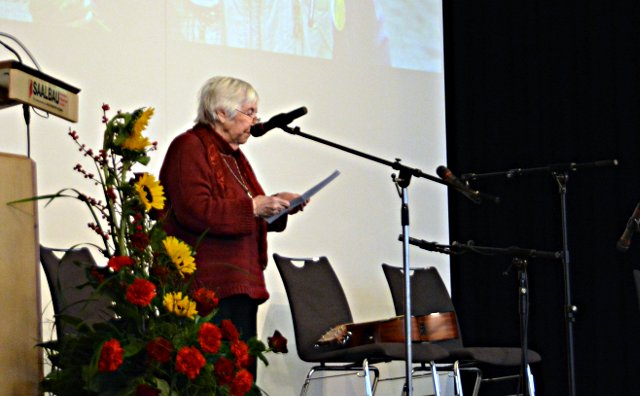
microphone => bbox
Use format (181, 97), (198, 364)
(399, 235), (451, 255)
(436, 165), (500, 204)
(250, 106), (308, 137)
(616, 202), (640, 252)
(436, 165), (483, 204)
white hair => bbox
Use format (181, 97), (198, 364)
(195, 76), (259, 125)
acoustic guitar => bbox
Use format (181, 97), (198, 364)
(316, 312), (458, 347)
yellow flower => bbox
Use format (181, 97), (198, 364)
(133, 107), (154, 136)
(121, 108), (154, 150)
(121, 131), (151, 151)
(163, 236), (196, 277)
(134, 173), (165, 211)
(163, 291), (198, 319)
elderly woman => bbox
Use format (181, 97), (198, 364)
(159, 76), (303, 375)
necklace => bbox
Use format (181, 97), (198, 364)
(221, 155), (253, 198)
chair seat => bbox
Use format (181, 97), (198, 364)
(381, 342), (451, 363)
(447, 347), (542, 366)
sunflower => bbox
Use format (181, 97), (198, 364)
(121, 108), (154, 151)
(134, 173), (165, 211)
(163, 236), (196, 277)
(163, 291), (198, 319)
(133, 107), (154, 136)
(121, 131), (151, 151)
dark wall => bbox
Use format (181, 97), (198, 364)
(443, 2), (640, 395)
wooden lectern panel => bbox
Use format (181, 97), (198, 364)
(0, 152), (41, 395)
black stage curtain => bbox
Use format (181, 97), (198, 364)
(442, 2), (640, 395)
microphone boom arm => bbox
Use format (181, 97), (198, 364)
(402, 235), (562, 260)
(279, 125), (446, 186)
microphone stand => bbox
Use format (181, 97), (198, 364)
(406, 237), (561, 396)
(459, 159), (618, 396)
(278, 124), (447, 396)
(450, 241), (561, 396)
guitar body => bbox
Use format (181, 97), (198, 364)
(317, 312), (458, 347)
(414, 312), (459, 342)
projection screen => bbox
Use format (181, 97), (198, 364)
(0, 1), (447, 394)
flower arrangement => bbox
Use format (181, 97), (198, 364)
(37, 105), (288, 396)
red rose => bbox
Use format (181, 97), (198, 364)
(150, 264), (170, 284)
(125, 278), (157, 306)
(214, 356), (235, 385)
(268, 330), (289, 353)
(131, 231), (150, 250)
(135, 384), (161, 396)
(146, 337), (173, 363)
(230, 368), (254, 396)
(193, 288), (218, 317)
(198, 322), (222, 354)
(231, 340), (250, 369)
(175, 346), (206, 380)
(108, 255), (134, 271)
(98, 339), (124, 372)
(221, 319), (240, 341)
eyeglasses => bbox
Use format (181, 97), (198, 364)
(235, 108), (260, 123)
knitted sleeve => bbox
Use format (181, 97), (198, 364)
(160, 132), (255, 237)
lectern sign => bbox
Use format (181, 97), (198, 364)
(30, 79), (69, 110)
(0, 60), (80, 122)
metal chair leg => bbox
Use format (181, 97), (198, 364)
(465, 367), (482, 396)
(526, 364), (535, 396)
(452, 361), (464, 396)
(364, 359), (374, 396)
(300, 367), (316, 396)
(300, 363), (380, 396)
(431, 362), (441, 396)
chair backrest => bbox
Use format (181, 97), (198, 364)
(634, 269), (640, 313)
(273, 254), (354, 361)
(382, 263), (464, 349)
(40, 246), (112, 340)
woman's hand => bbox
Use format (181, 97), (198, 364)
(252, 195), (290, 218)
(273, 192), (309, 215)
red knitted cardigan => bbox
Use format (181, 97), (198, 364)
(159, 123), (286, 302)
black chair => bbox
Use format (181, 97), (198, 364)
(382, 264), (541, 396)
(273, 253), (451, 396)
(40, 245), (113, 341)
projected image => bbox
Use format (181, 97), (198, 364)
(0, 0), (443, 73)
(0, 0), (31, 22)
(0, 0), (109, 28)
(169, 0), (443, 72)
(169, 0), (338, 59)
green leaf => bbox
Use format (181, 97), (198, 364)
(123, 337), (146, 357)
(154, 378), (172, 396)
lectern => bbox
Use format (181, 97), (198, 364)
(0, 60), (80, 395)
(0, 153), (41, 395)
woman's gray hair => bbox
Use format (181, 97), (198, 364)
(195, 76), (259, 125)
